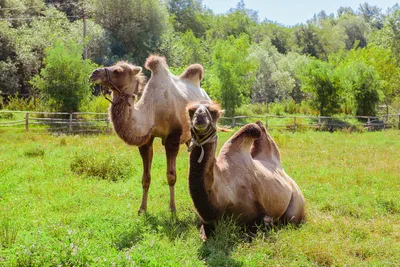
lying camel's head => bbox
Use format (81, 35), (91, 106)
(188, 102), (224, 136)
(89, 62), (145, 97)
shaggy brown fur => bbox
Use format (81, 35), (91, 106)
(187, 103), (305, 240)
(89, 57), (212, 214)
(180, 64), (203, 82)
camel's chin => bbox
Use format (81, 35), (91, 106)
(193, 124), (208, 133)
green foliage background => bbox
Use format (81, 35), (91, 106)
(1, 0), (400, 115)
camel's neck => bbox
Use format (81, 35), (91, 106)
(109, 90), (154, 146)
(189, 140), (221, 223)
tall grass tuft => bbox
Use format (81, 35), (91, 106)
(70, 151), (134, 181)
(23, 147), (45, 157)
(0, 216), (19, 248)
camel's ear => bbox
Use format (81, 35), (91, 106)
(113, 66), (124, 73)
(131, 66), (142, 76)
(219, 110), (225, 118)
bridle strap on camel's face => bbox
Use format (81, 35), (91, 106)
(102, 67), (134, 107)
(188, 107), (218, 163)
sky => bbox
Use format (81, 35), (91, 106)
(202, 0), (399, 26)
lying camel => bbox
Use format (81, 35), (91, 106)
(187, 102), (305, 240)
(89, 56), (211, 214)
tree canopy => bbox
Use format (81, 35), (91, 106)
(1, 0), (399, 115)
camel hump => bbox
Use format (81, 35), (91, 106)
(145, 55), (168, 72)
(232, 123), (262, 141)
(220, 123), (261, 155)
(180, 64), (204, 84)
(251, 121), (281, 163)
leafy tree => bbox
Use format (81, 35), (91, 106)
(331, 46), (398, 112)
(277, 52), (310, 103)
(337, 14), (370, 49)
(168, 0), (210, 37)
(206, 2), (257, 41)
(300, 59), (341, 115)
(340, 61), (383, 116)
(249, 39), (294, 104)
(293, 24), (325, 59)
(31, 40), (98, 112)
(357, 2), (383, 29)
(370, 9), (400, 65)
(206, 34), (256, 116)
(92, 0), (172, 64)
(162, 30), (206, 68)
(254, 21), (293, 54)
(337, 6), (355, 17)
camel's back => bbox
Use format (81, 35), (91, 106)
(145, 70), (211, 142)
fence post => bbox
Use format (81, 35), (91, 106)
(318, 116), (321, 131)
(367, 116), (371, 131)
(232, 117), (236, 127)
(25, 112), (29, 132)
(69, 113), (73, 132)
(106, 116), (110, 133)
(293, 117), (297, 132)
(398, 114), (400, 130)
(265, 116), (268, 130)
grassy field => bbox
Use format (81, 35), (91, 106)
(0, 128), (399, 266)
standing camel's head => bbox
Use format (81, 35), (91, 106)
(89, 62), (145, 97)
(188, 102), (224, 137)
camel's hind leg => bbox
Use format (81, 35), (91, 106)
(165, 130), (181, 213)
(138, 137), (155, 215)
(279, 191), (305, 225)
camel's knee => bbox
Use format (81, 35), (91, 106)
(167, 170), (176, 186)
(141, 175), (151, 190)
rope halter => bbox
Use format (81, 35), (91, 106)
(102, 67), (134, 107)
(188, 107), (218, 163)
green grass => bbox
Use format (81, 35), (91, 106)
(0, 128), (399, 266)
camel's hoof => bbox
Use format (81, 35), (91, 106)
(263, 216), (274, 227)
(138, 208), (146, 215)
(200, 225), (208, 242)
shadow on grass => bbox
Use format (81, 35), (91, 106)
(198, 218), (304, 266)
(310, 117), (354, 132)
(115, 212), (197, 250)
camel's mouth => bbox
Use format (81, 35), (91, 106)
(89, 70), (106, 84)
(192, 123), (210, 134)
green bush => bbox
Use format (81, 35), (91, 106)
(71, 151), (133, 181)
(31, 40), (98, 112)
(81, 96), (110, 113)
(235, 103), (269, 116)
(4, 95), (39, 111)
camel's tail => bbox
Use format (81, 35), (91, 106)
(217, 126), (232, 132)
(145, 55), (168, 72)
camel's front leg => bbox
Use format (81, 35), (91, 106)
(138, 137), (154, 215)
(165, 131), (181, 213)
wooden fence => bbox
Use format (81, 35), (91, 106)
(0, 111), (111, 133)
(0, 110), (399, 133)
(220, 114), (400, 132)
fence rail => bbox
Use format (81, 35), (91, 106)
(220, 114), (400, 131)
(0, 110), (111, 133)
(0, 110), (399, 133)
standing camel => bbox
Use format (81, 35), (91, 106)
(89, 56), (211, 214)
(187, 103), (305, 240)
